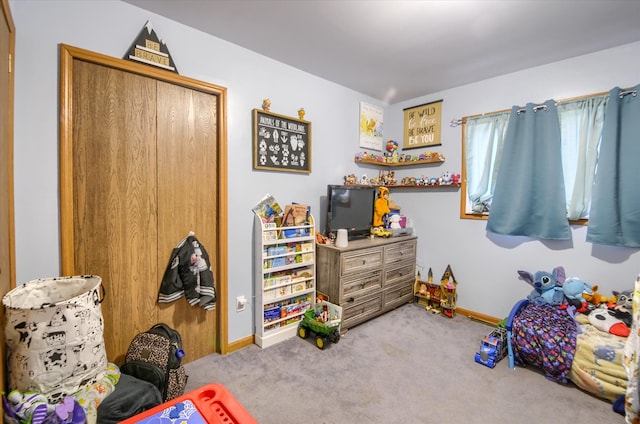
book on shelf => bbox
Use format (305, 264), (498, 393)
(252, 193), (283, 221)
(282, 203), (309, 226)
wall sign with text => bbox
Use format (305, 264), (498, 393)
(253, 109), (311, 173)
(403, 99), (443, 149)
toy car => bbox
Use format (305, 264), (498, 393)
(298, 301), (342, 349)
(370, 226), (392, 238)
(474, 327), (507, 368)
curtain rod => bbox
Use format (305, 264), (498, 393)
(450, 88), (614, 127)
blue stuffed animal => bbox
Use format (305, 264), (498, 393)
(562, 277), (593, 308)
(518, 266), (566, 306)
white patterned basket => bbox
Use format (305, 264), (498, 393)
(3, 275), (107, 403)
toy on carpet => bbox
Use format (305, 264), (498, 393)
(3, 389), (87, 424)
(518, 266), (565, 306)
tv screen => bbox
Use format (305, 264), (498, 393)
(326, 185), (376, 240)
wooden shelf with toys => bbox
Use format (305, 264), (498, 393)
(354, 151), (445, 167)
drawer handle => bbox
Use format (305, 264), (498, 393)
(361, 260), (366, 265)
(346, 297), (355, 303)
(360, 283), (366, 289)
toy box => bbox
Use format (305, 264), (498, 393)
(474, 327), (508, 368)
(120, 383), (257, 424)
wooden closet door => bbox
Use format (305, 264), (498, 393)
(61, 45), (226, 363)
(71, 60), (159, 362)
(156, 81), (218, 355)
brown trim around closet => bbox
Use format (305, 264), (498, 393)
(59, 43), (229, 358)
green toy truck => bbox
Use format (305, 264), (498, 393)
(298, 301), (343, 349)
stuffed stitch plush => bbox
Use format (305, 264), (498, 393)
(518, 266), (566, 306)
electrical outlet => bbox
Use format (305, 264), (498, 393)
(236, 296), (247, 312)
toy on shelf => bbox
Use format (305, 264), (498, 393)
(475, 327), (508, 368)
(440, 265), (458, 318)
(373, 186), (391, 228)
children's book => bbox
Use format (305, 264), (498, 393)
(252, 193), (283, 220)
(282, 203), (309, 226)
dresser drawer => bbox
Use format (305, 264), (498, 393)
(341, 269), (382, 302)
(384, 262), (415, 288)
(341, 247), (383, 275)
(384, 240), (416, 265)
(384, 282), (414, 309)
(342, 293), (382, 328)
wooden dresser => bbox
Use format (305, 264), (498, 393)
(316, 235), (417, 330)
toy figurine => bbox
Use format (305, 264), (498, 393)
(373, 186), (391, 227)
(298, 108), (305, 120)
(262, 98), (271, 111)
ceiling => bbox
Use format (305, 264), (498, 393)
(122, 0), (640, 104)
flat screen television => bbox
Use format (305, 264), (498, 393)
(326, 185), (377, 240)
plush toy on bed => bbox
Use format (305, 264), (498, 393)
(611, 289), (633, 327)
(587, 304), (631, 337)
(561, 277), (593, 312)
(518, 266), (566, 306)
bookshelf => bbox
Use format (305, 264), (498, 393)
(253, 213), (316, 348)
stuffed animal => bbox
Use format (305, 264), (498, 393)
(518, 266), (566, 306)
(562, 277), (592, 311)
(389, 214), (401, 229)
(588, 304), (630, 337)
(583, 285), (615, 306)
(5, 390), (50, 424)
(611, 289), (633, 327)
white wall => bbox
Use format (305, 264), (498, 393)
(11, 0), (640, 344)
(385, 42), (640, 318)
(10, 0), (377, 343)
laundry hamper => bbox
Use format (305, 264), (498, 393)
(3, 275), (108, 403)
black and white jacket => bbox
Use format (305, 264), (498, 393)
(158, 232), (216, 311)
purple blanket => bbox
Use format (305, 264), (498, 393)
(511, 303), (577, 383)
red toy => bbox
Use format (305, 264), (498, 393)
(121, 383), (257, 424)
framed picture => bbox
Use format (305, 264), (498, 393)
(253, 109), (311, 173)
(359, 101), (383, 150)
(403, 99), (443, 150)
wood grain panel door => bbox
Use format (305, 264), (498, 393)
(60, 44), (227, 363)
(71, 60), (159, 362)
(156, 81), (218, 353)
(0, 0), (16, 393)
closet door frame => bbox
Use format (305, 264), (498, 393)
(59, 44), (229, 354)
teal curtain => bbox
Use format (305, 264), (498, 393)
(586, 85), (640, 247)
(486, 100), (570, 240)
(558, 95), (608, 220)
(465, 113), (510, 214)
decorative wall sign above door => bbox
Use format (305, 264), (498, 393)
(124, 21), (178, 73)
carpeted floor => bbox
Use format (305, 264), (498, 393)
(184, 303), (623, 423)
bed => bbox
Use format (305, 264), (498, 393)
(506, 300), (628, 403)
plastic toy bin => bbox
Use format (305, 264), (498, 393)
(120, 383), (257, 424)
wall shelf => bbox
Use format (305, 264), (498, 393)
(354, 157), (444, 167)
(344, 183), (460, 190)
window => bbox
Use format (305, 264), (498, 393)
(460, 94), (608, 223)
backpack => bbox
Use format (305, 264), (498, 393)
(121, 323), (188, 401)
